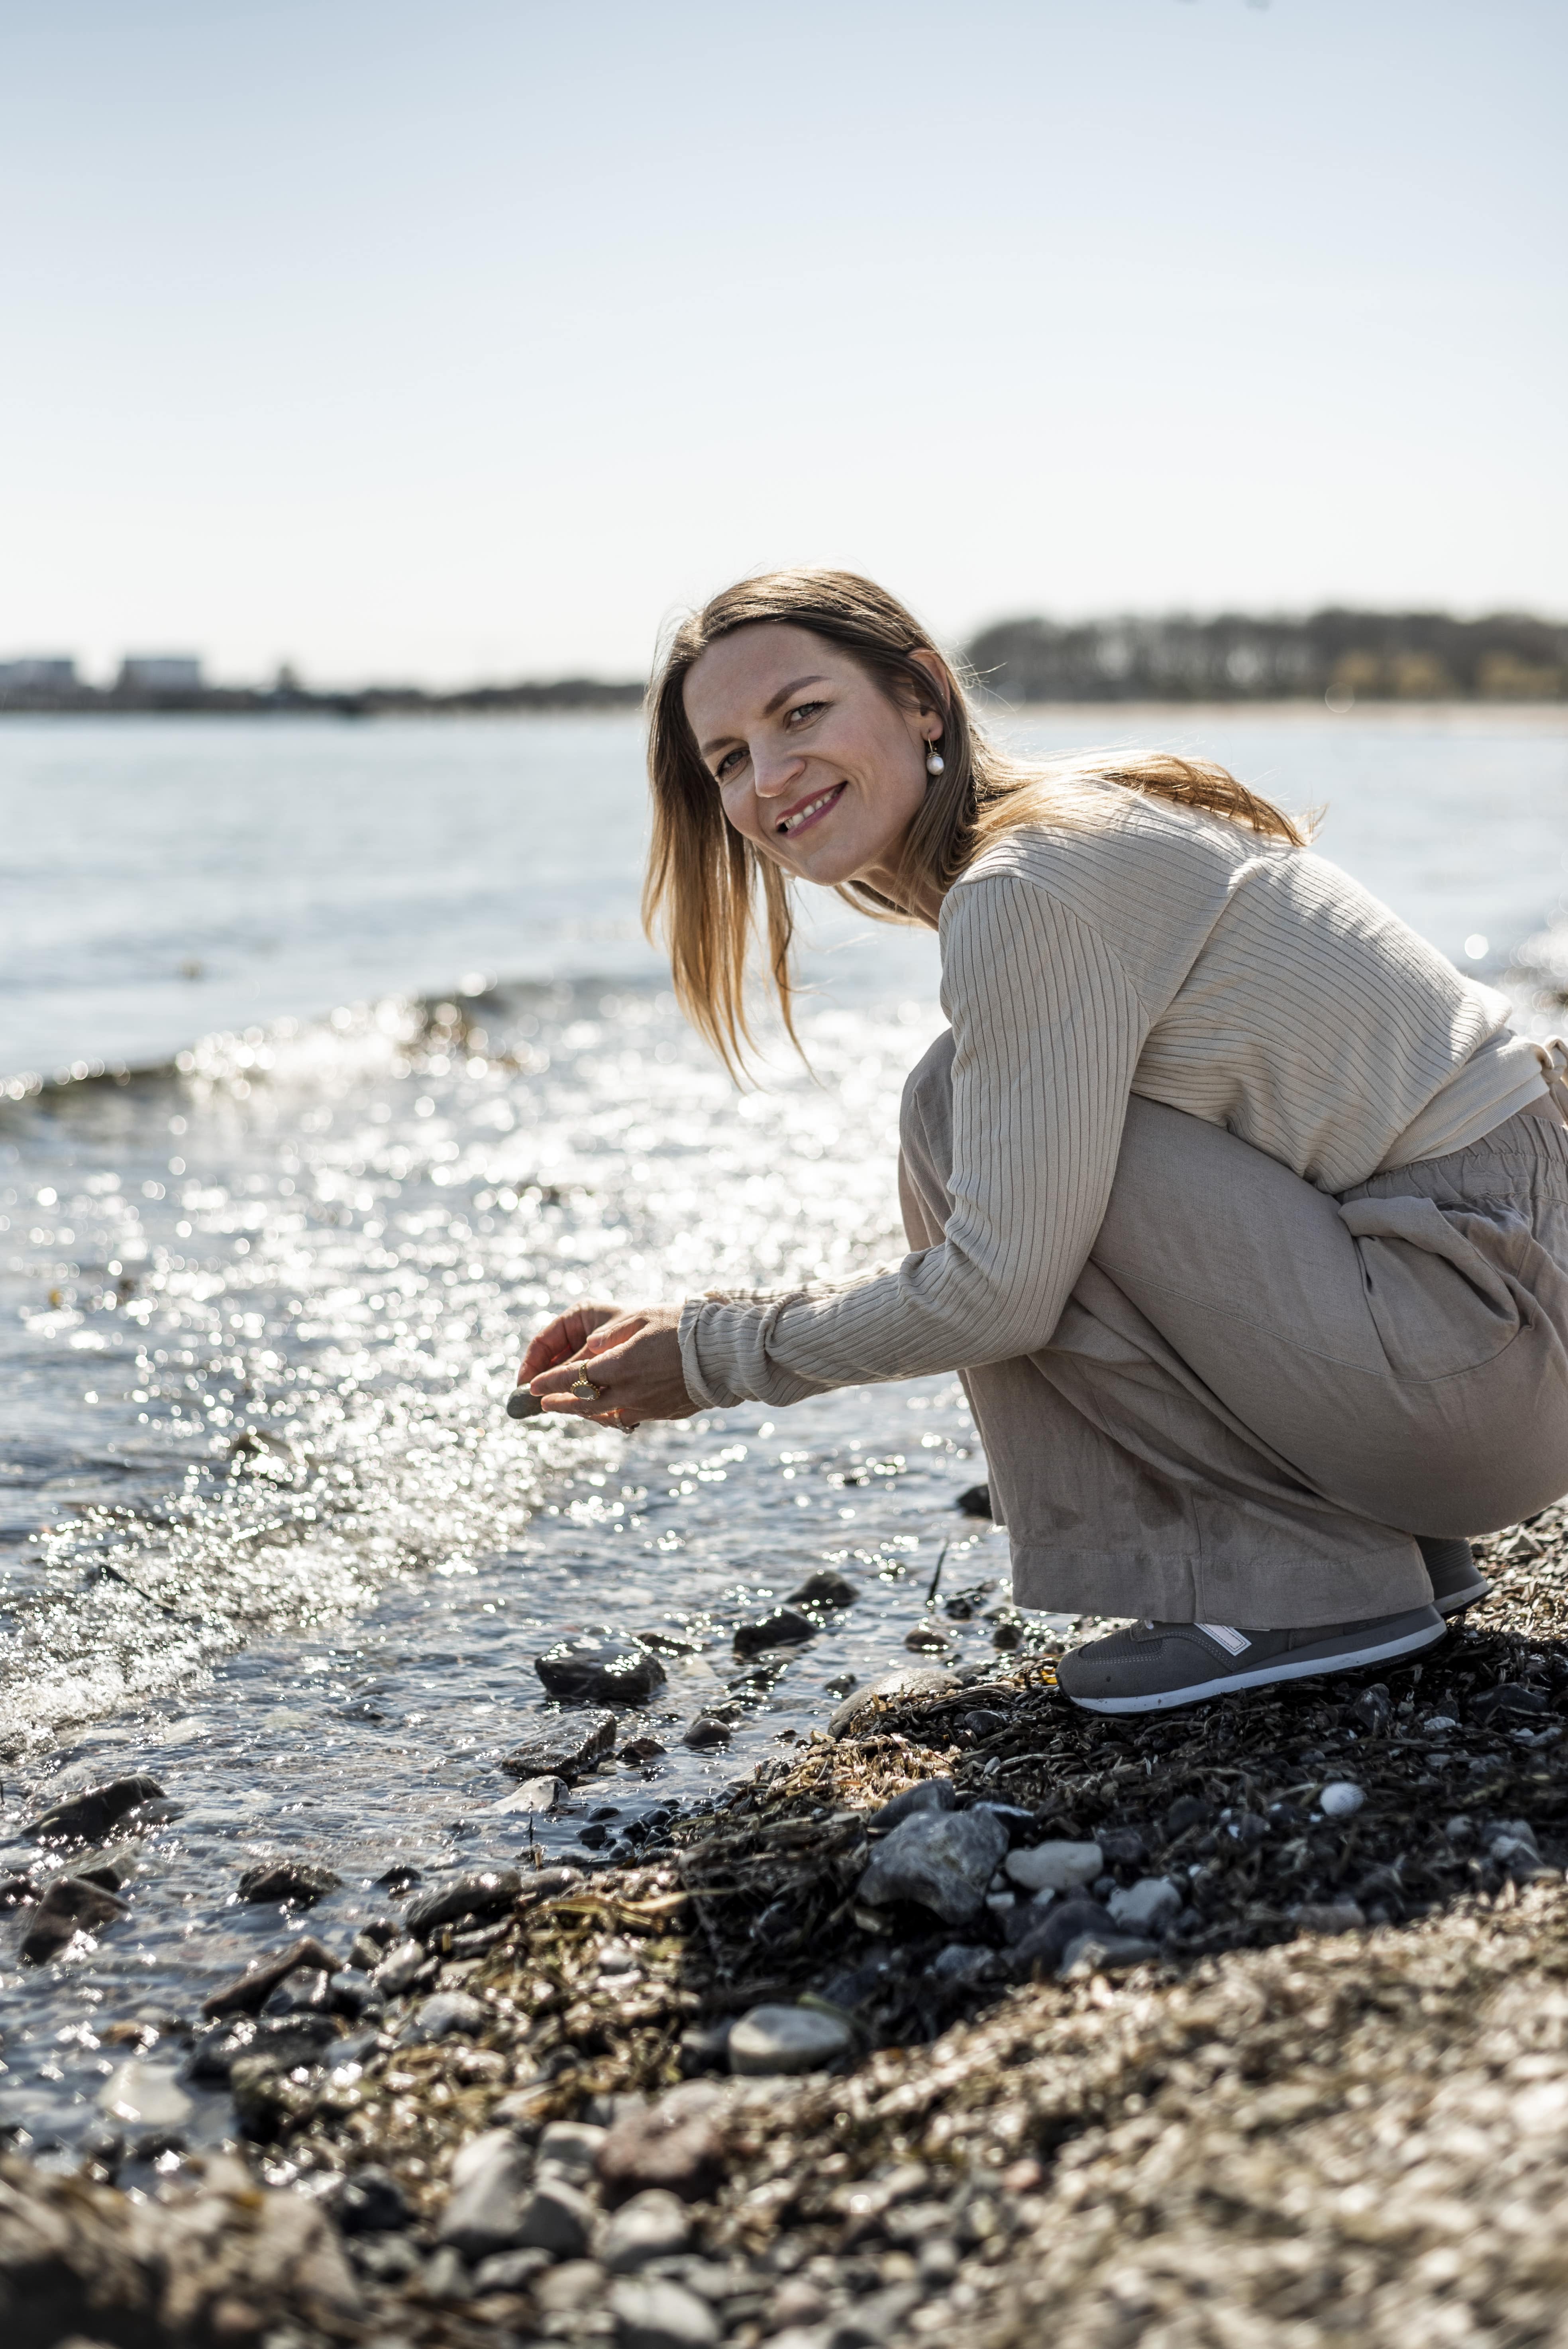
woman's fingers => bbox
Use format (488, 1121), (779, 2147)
(518, 1300), (620, 1380)
(530, 1311), (693, 1423)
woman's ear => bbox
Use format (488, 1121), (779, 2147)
(907, 647), (951, 735)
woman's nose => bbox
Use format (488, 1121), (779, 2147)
(752, 746), (807, 797)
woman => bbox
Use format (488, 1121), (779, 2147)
(517, 570), (1568, 1715)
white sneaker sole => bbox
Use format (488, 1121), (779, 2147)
(1435, 1578), (1492, 1616)
(1066, 1615), (1447, 1714)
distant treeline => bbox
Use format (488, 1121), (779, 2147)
(0, 676), (647, 717)
(964, 609), (1568, 703)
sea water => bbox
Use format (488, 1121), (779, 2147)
(0, 704), (1563, 2160)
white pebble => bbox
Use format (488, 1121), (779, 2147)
(1005, 1840), (1103, 1893)
(1319, 1781), (1365, 1817)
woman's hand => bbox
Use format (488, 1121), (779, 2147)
(519, 1300), (695, 1430)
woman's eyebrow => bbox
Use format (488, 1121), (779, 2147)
(699, 675), (828, 758)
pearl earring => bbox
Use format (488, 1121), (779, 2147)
(926, 741), (945, 777)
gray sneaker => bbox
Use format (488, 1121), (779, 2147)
(1417, 1536), (1493, 1616)
(1058, 1605), (1446, 1714)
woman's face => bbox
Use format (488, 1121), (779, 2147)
(683, 623), (944, 901)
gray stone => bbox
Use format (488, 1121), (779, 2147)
(598, 2086), (726, 2200)
(539, 2259), (611, 2314)
(438, 2132), (530, 2260)
(538, 2118), (609, 2180)
(422, 2244), (471, 2301)
(869, 1778), (956, 1832)
(1107, 1876), (1183, 1933)
(518, 2172), (599, 2256)
(492, 1774), (566, 1814)
(1005, 1839), (1103, 1894)
(786, 1569), (859, 1609)
(474, 2245), (553, 2292)
(237, 1859), (342, 1907)
(371, 1937), (426, 1995)
(20, 1874), (128, 1963)
(1010, 1897), (1116, 1975)
(22, 1773), (165, 1845)
(407, 1990), (486, 2041)
(203, 1933), (341, 2018)
(1294, 1899), (1367, 1935)
(503, 1709), (617, 1782)
(682, 1715), (733, 1749)
(608, 2275), (720, 2349)
(732, 1608), (817, 1657)
(856, 1807), (1008, 1924)
(728, 2004), (853, 2076)
(1059, 1933), (1162, 1976)
(404, 1867), (522, 1939)
(602, 2188), (692, 2271)
(829, 1667), (960, 1737)
(535, 1633), (668, 1705)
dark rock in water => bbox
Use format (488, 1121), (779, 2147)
(682, 1715), (732, 1750)
(76, 1862), (129, 1893)
(956, 1483), (993, 1518)
(377, 1863), (422, 1893)
(404, 1868), (522, 1940)
(22, 1773), (165, 1846)
(263, 1968), (335, 2017)
(203, 1933), (342, 2018)
(732, 1608), (816, 1657)
(21, 1873), (129, 1963)
(786, 1569), (859, 1609)
(1010, 1897), (1116, 1977)
(188, 2010), (341, 2083)
(869, 1778), (956, 1832)
(1098, 1827), (1149, 1868)
(620, 1736), (668, 1763)
(904, 1622), (954, 1655)
(598, 2090), (727, 2204)
(856, 1807), (1008, 1925)
(329, 2164), (411, 2235)
(1164, 1795), (1214, 1839)
(535, 1633), (668, 1706)
(829, 1667), (960, 1738)
(0, 1872), (40, 1910)
(503, 1709), (617, 1782)
(237, 1859), (343, 1907)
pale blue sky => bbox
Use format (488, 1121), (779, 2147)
(2, 0), (1562, 683)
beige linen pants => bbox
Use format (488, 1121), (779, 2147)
(899, 1034), (1568, 1628)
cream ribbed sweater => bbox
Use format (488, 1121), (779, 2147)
(678, 781), (1546, 1411)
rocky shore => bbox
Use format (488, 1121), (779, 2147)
(8, 1501), (1568, 2347)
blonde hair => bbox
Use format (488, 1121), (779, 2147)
(644, 568), (1309, 1075)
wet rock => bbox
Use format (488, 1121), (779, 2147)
(683, 1715), (733, 1750)
(540, 2259), (611, 2315)
(404, 1866), (522, 1939)
(963, 1707), (1009, 1738)
(927, 1943), (997, 1988)
(188, 2011), (341, 2084)
(371, 1937), (428, 1995)
(1164, 1795), (1213, 1838)
(0, 1870), (40, 1909)
(493, 1774), (567, 1813)
(1295, 1900), (1367, 1935)
(406, 1990), (486, 2041)
(236, 1859), (342, 1907)
(1060, 1932), (1161, 1976)
(263, 1966), (334, 2017)
(1108, 1876), (1183, 1933)
(538, 2119), (608, 2179)
(22, 1774), (165, 1846)
(21, 1873), (128, 1962)
(330, 2164), (410, 2234)
(518, 2172), (599, 2256)
(599, 2088), (726, 2202)
(729, 2003), (854, 2076)
(858, 1807), (1008, 1924)
(475, 2245), (553, 2292)
(1098, 1827), (1149, 1867)
(732, 1608), (817, 1658)
(503, 1709), (618, 1781)
(829, 1667), (960, 1738)
(1006, 1839), (1103, 1895)
(869, 1777), (956, 1832)
(1351, 1685), (1392, 1732)
(202, 1934), (342, 2018)
(438, 2130), (531, 2259)
(955, 1483), (993, 1517)
(787, 1569), (858, 1609)
(620, 1736), (668, 1763)
(608, 2274), (720, 2349)
(422, 2243), (472, 2301)
(904, 1623), (954, 1654)
(98, 2060), (193, 2128)
(1011, 1897), (1117, 1976)
(536, 1634), (668, 1706)
(602, 2188), (692, 2271)
(1319, 1782), (1366, 1819)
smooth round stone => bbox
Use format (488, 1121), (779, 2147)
(408, 1990), (486, 2040)
(98, 2060), (193, 2127)
(1005, 1840), (1103, 1894)
(1319, 1781), (1366, 1818)
(728, 2003), (853, 2076)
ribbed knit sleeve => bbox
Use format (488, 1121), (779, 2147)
(678, 876), (1151, 1409)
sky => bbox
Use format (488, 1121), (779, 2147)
(2, 0), (1563, 685)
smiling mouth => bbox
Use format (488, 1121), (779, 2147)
(775, 781), (847, 837)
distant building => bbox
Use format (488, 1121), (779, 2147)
(0, 656), (77, 689)
(117, 655), (203, 691)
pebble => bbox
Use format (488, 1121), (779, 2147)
(1059, 1932), (1162, 1976)
(98, 2060), (193, 2127)
(537, 2259), (610, 2314)
(858, 1807), (1008, 1923)
(1098, 1827), (1149, 1867)
(683, 1716), (733, 1750)
(828, 1667), (959, 1738)
(536, 1634), (668, 1705)
(732, 1608), (818, 1658)
(869, 1778), (956, 1832)
(517, 2172), (599, 2256)
(371, 1938), (427, 1996)
(22, 1773), (165, 1845)
(202, 1934), (341, 2018)
(608, 2275), (720, 2349)
(729, 2003), (854, 2076)
(330, 2165), (410, 2234)
(620, 1736), (668, 1762)
(955, 1483), (992, 1517)
(404, 1867), (522, 1939)
(599, 2088), (726, 2199)
(235, 1860), (343, 1907)
(602, 2188), (693, 2271)
(1165, 1795), (1213, 1836)
(1318, 1781), (1366, 1818)
(1010, 1897), (1117, 1975)
(1005, 1840), (1103, 1895)
(786, 1569), (858, 1609)
(20, 1873), (128, 1964)
(903, 1623), (954, 1654)
(406, 1990), (486, 2041)
(473, 2246), (552, 2292)
(439, 2135), (532, 2257)
(491, 1773), (567, 1814)
(502, 1709), (618, 1782)
(1295, 1899), (1367, 1935)
(538, 2119), (609, 2180)
(1107, 1876), (1183, 1933)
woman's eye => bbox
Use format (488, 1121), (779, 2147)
(786, 700), (825, 728)
(714, 748), (745, 781)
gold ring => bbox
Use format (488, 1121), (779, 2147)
(571, 1371), (604, 1403)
